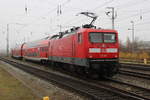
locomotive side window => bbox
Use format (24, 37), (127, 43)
(104, 33), (116, 43)
(78, 33), (82, 43)
(89, 32), (102, 43)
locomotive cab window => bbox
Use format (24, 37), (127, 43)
(104, 33), (116, 43)
(89, 32), (103, 43)
(78, 33), (82, 43)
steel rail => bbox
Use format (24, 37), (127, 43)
(105, 78), (150, 98)
(121, 63), (150, 71)
(119, 69), (150, 80)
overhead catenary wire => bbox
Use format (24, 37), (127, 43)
(16, 0), (71, 33)
(60, 2), (149, 31)
(19, 0), (147, 33)
(62, 0), (115, 24)
(116, 9), (150, 23)
(6, 0), (150, 45)
(72, 0), (150, 27)
(18, 0), (150, 33)
(18, 0), (112, 33)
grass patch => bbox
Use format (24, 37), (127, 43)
(0, 63), (40, 100)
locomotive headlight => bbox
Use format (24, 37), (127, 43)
(89, 48), (101, 53)
(115, 55), (118, 57)
(106, 48), (118, 53)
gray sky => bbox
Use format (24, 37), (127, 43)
(0, 0), (150, 52)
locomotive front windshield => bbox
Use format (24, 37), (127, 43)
(104, 34), (116, 43)
(89, 33), (103, 43)
(89, 32), (116, 43)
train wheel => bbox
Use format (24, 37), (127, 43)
(41, 60), (45, 64)
(86, 68), (99, 79)
(75, 67), (84, 75)
(104, 64), (118, 77)
(62, 63), (68, 70)
(69, 65), (76, 72)
(50, 61), (56, 69)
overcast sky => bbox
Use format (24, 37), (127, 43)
(0, 0), (150, 52)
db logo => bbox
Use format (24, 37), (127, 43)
(101, 49), (106, 53)
(102, 44), (106, 48)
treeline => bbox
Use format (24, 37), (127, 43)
(119, 37), (150, 60)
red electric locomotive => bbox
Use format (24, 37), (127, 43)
(48, 12), (119, 77)
(48, 28), (119, 77)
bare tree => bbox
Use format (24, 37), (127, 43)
(126, 37), (132, 52)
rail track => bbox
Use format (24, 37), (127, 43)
(120, 63), (150, 80)
(0, 57), (150, 100)
(119, 69), (150, 80)
(121, 63), (150, 71)
(103, 78), (150, 99)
